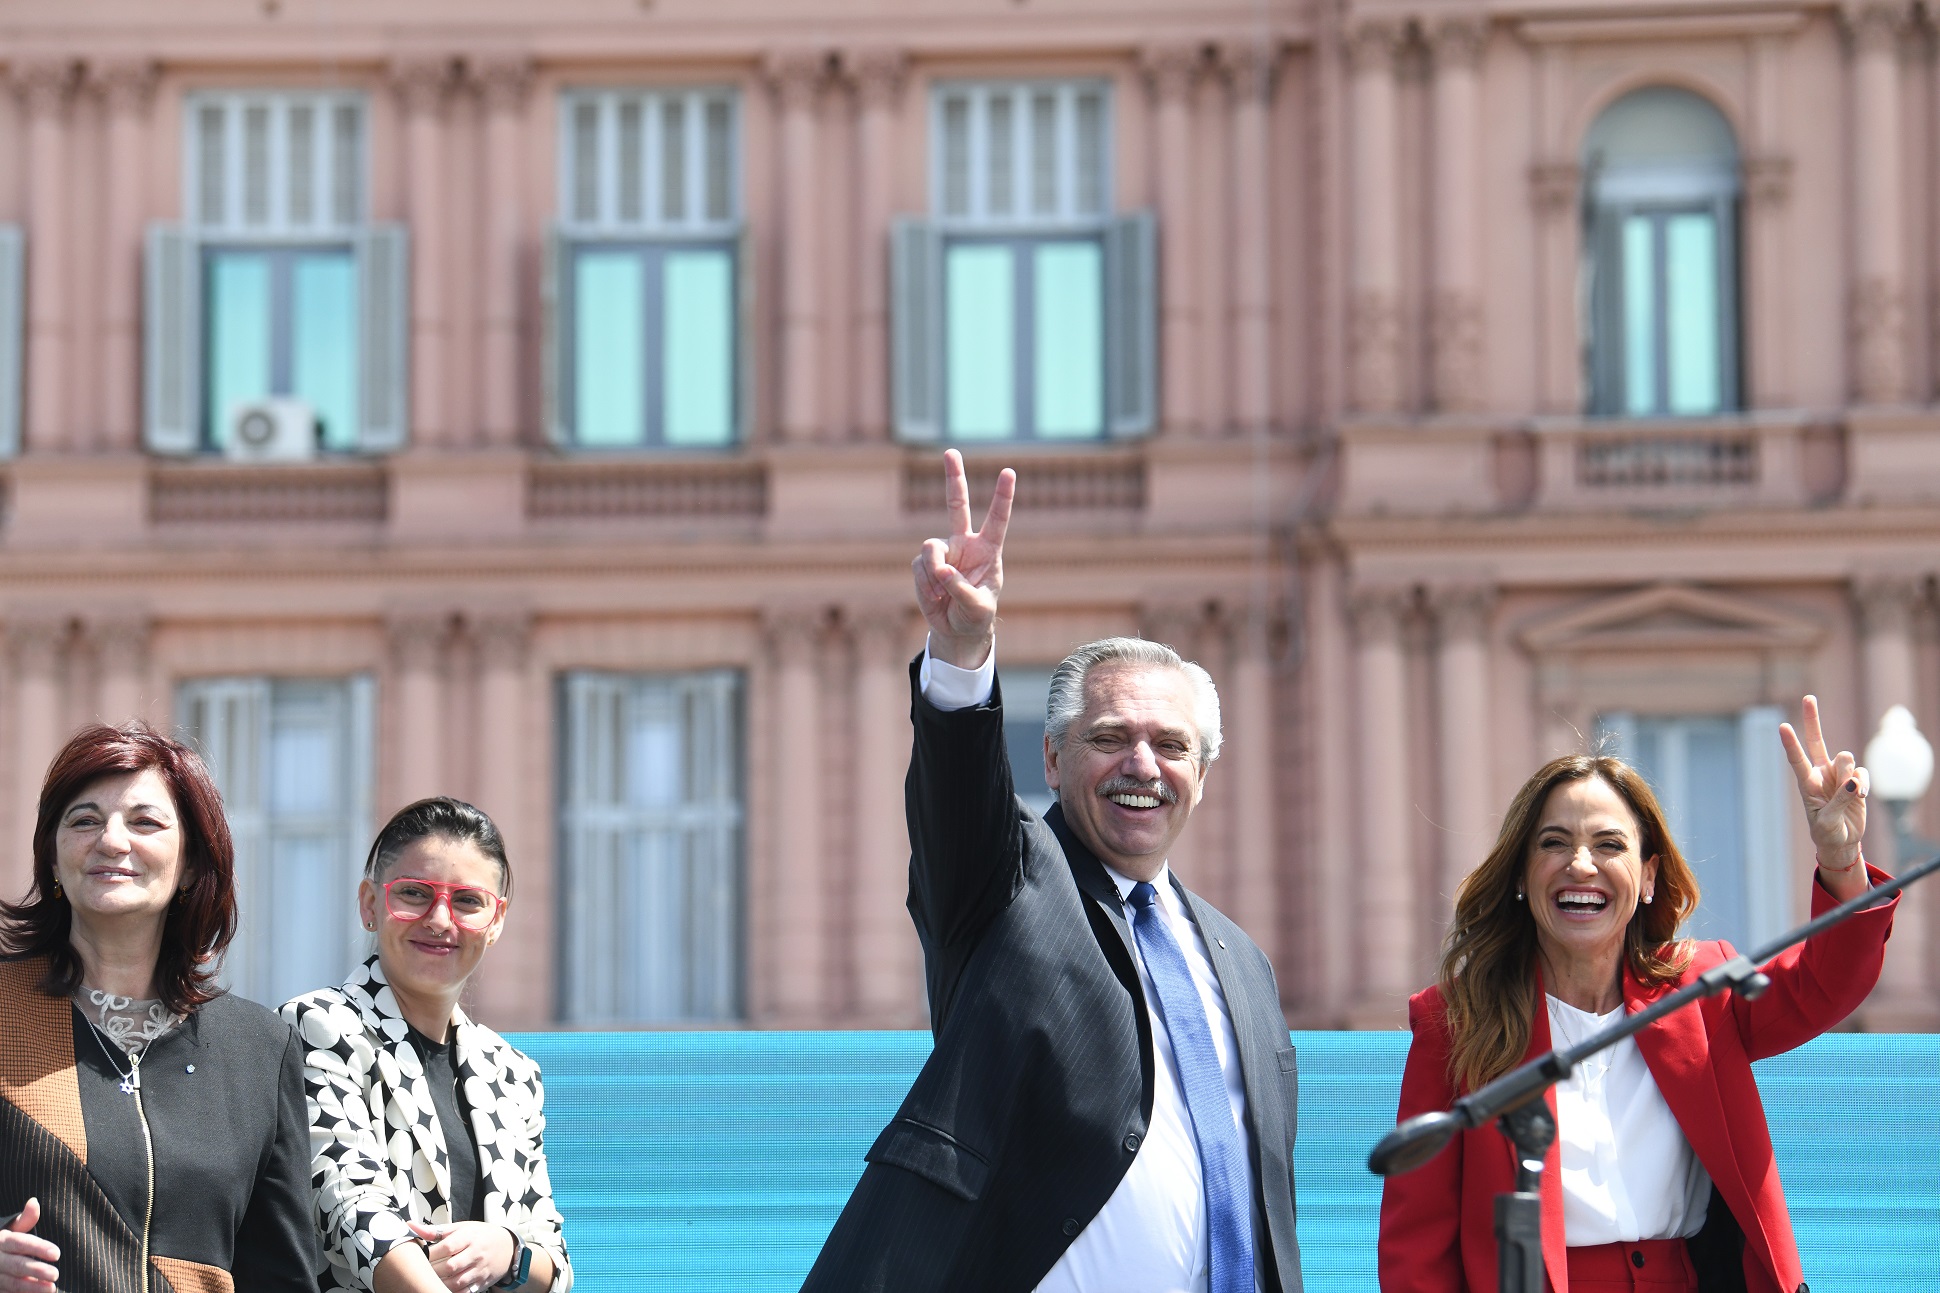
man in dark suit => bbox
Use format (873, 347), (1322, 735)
(802, 451), (1302, 1293)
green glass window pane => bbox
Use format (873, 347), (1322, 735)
(946, 244), (1015, 440)
(1032, 241), (1104, 438)
(662, 249), (735, 445)
(1664, 213), (1721, 416)
(207, 251), (272, 448)
(292, 252), (359, 450)
(1622, 215), (1657, 417)
(575, 251), (646, 446)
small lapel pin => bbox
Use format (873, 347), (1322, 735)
(1217, 938), (1226, 949)
(185, 1064), (196, 1074)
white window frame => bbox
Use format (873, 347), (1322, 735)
(546, 88), (748, 450)
(186, 92), (368, 237)
(178, 674), (375, 1009)
(557, 669), (745, 1025)
(928, 81), (1113, 232)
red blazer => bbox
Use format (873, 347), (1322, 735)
(1378, 868), (1897, 1293)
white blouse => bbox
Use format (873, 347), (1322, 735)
(1545, 995), (1712, 1246)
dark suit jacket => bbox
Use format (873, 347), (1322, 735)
(801, 663), (1302, 1293)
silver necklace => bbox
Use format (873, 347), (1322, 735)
(85, 1018), (144, 1095)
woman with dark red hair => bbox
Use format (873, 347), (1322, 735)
(0, 722), (318, 1293)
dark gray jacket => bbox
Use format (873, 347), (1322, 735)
(801, 664), (1302, 1293)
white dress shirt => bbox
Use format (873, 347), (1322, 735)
(922, 641), (1257, 1293)
(1546, 994), (1711, 1245)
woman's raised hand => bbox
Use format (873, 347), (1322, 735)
(0, 1198), (59, 1293)
(1779, 695), (1871, 898)
(912, 449), (1015, 669)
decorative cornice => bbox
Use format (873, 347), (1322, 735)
(388, 54), (456, 116)
(1139, 41), (1203, 104)
(845, 46), (908, 110)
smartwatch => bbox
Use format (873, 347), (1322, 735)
(494, 1228), (532, 1289)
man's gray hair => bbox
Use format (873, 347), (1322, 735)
(1044, 636), (1223, 766)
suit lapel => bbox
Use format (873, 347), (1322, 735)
(1176, 884), (1268, 1097)
(356, 958), (457, 1220)
(1046, 803), (1138, 969)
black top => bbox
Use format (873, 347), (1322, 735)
(70, 991), (320, 1290)
(407, 1027), (483, 1223)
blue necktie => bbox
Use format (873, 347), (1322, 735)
(1128, 881), (1254, 1293)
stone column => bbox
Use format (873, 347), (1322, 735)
(9, 618), (68, 893)
(1853, 574), (1929, 1016)
(1222, 40), (1281, 435)
(95, 59), (158, 453)
(1350, 583), (1415, 1013)
(1845, 1), (1911, 405)
(1430, 584), (1495, 920)
(90, 615), (151, 727)
(849, 607), (919, 1022)
(1223, 608), (1280, 966)
(14, 59), (77, 453)
(1143, 602), (1218, 891)
(765, 606), (828, 1021)
(849, 49), (905, 444)
(1142, 43), (1201, 435)
(393, 56), (454, 446)
(1344, 20), (1405, 414)
(1744, 34), (1794, 409)
(1529, 160), (1581, 416)
(474, 55), (531, 449)
(767, 50), (827, 444)
(470, 611), (547, 1025)
(388, 611), (449, 810)
(1427, 17), (1486, 413)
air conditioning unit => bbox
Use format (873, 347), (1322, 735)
(225, 399), (318, 462)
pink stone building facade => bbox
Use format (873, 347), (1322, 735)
(0, 0), (1935, 1031)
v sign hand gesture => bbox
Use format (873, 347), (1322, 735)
(1779, 694), (1872, 901)
(914, 449), (1015, 670)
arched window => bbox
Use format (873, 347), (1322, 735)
(1583, 87), (1740, 417)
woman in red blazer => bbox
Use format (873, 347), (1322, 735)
(1379, 697), (1897, 1293)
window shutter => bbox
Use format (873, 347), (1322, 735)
(0, 225), (21, 458)
(736, 226), (754, 445)
(143, 223), (202, 455)
(542, 223), (571, 445)
(179, 678), (270, 995)
(1737, 706), (1790, 947)
(1104, 208), (1157, 438)
(891, 217), (943, 442)
(356, 222), (408, 452)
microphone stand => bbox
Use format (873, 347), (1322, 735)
(1367, 848), (1940, 1293)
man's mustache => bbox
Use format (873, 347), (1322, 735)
(1096, 777), (1178, 804)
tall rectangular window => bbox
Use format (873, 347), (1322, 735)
(1000, 666), (1056, 817)
(179, 676), (374, 1008)
(1597, 707), (1791, 950)
(930, 82), (1112, 443)
(151, 94), (405, 455)
(1608, 208), (1729, 418)
(551, 90), (742, 449)
(558, 670), (744, 1024)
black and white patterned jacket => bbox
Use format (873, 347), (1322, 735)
(280, 958), (573, 1292)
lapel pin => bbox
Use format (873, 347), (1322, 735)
(185, 1064), (196, 1074)
(1217, 938), (1226, 949)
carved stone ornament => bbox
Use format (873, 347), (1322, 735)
(470, 53), (533, 113)
(763, 604), (831, 653)
(846, 47), (907, 110)
(1427, 583), (1495, 644)
(6, 616), (70, 675)
(88, 616), (152, 674)
(1427, 15), (1489, 71)
(470, 610), (532, 672)
(1347, 583), (1413, 646)
(10, 58), (78, 118)
(388, 611), (452, 672)
(847, 606), (910, 666)
(389, 55), (456, 116)
(1139, 42), (1202, 104)
(1843, 0), (1914, 54)
(764, 48), (828, 112)
(1848, 276), (1908, 404)
(1851, 574), (1925, 638)
(1218, 39), (1285, 104)
(1429, 290), (1485, 413)
(1343, 19), (1405, 78)
(1347, 291), (1405, 414)
(1528, 161), (1580, 216)
(1743, 155), (1793, 208)
(90, 58), (159, 116)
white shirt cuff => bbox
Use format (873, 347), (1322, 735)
(919, 636), (996, 711)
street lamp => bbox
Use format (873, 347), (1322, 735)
(1863, 705), (1937, 868)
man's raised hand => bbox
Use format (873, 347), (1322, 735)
(914, 449), (1014, 670)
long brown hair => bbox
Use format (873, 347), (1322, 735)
(0, 723), (238, 1015)
(1438, 754), (1699, 1093)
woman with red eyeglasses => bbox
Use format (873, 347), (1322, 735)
(281, 798), (572, 1293)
